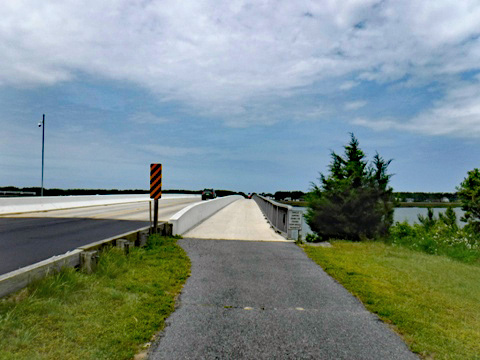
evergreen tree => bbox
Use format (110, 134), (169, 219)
(418, 208), (437, 231)
(305, 134), (394, 241)
(438, 207), (458, 231)
(457, 168), (480, 231)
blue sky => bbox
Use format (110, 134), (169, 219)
(1, 1), (480, 193)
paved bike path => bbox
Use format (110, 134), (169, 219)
(150, 240), (417, 359)
(184, 199), (287, 241)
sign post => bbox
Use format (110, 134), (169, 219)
(150, 163), (162, 232)
(288, 209), (302, 241)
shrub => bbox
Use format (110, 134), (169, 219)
(388, 216), (480, 263)
(305, 233), (322, 243)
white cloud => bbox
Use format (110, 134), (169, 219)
(352, 78), (480, 137)
(408, 81), (480, 137)
(1, 0), (480, 131)
(140, 144), (212, 158)
(345, 100), (367, 110)
(352, 117), (404, 132)
(339, 81), (360, 91)
(129, 112), (170, 125)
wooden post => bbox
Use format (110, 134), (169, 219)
(80, 251), (98, 274)
(116, 239), (131, 255)
(162, 223), (172, 236)
(138, 230), (149, 247)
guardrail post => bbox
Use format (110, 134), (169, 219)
(138, 230), (149, 247)
(162, 223), (172, 236)
(116, 239), (131, 255)
(80, 251), (98, 274)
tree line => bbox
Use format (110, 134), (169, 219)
(395, 192), (458, 203)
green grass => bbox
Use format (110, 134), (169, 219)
(0, 235), (190, 360)
(304, 241), (480, 360)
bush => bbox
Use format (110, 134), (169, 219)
(305, 133), (394, 241)
(305, 233), (322, 243)
(388, 211), (480, 263)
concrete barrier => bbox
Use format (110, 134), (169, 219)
(0, 195), (237, 298)
(0, 249), (82, 298)
(0, 194), (200, 215)
(169, 195), (243, 235)
(0, 225), (152, 298)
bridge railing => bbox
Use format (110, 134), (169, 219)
(252, 194), (302, 240)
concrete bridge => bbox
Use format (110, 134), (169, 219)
(168, 194), (303, 241)
(0, 193), (301, 240)
(0, 194), (416, 359)
(0, 194), (298, 283)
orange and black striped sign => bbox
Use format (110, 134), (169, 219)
(150, 163), (162, 199)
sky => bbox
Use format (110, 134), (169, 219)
(1, 0), (480, 194)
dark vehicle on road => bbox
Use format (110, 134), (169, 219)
(201, 189), (216, 200)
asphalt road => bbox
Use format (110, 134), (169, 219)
(150, 239), (418, 360)
(0, 198), (199, 275)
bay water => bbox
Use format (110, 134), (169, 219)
(298, 207), (465, 236)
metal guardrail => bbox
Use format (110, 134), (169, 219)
(252, 194), (302, 240)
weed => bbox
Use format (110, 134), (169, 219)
(387, 209), (480, 264)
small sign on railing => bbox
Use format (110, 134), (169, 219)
(289, 209), (302, 230)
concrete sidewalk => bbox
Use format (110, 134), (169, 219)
(184, 198), (288, 241)
(150, 240), (417, 359)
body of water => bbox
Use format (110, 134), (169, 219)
(393, 207), (465, 226)
(298, 207), (465, 236)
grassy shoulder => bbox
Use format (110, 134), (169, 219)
(0, 235), (190, 360)
(304, 241), (480, 360)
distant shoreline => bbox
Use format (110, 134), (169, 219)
(280, 201), (462, 208)
(396, 202), (461, 208)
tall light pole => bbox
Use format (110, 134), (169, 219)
(38, 114), (45, 197)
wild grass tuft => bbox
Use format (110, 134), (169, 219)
(0, 235), (190, 360)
